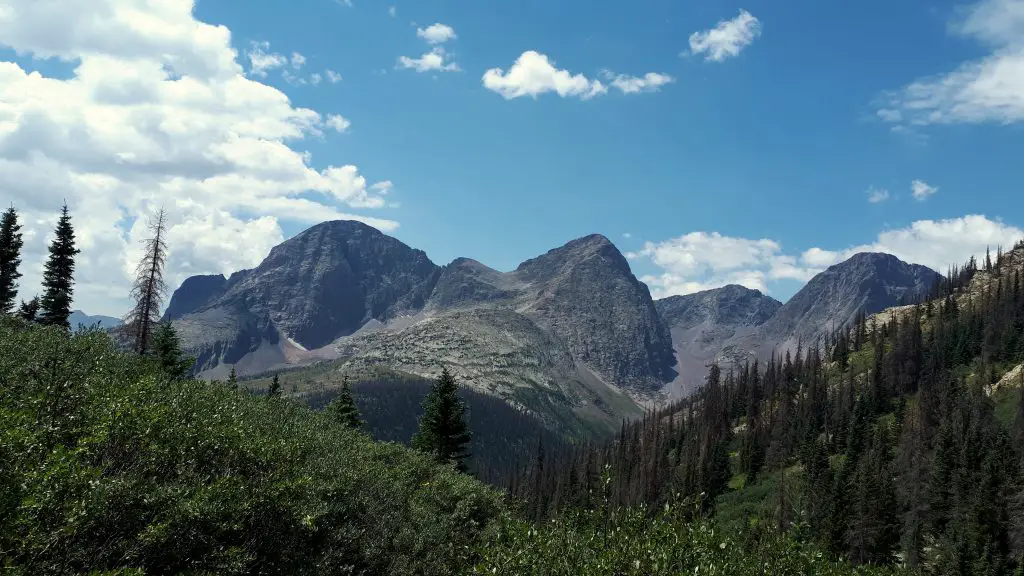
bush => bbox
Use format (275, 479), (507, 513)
(472, 496), (908, 576)
(0, 318), (502, 575)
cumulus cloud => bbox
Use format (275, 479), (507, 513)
(876, 0), (1024, 127)
(867, 186), (891, 203)
(325, 69), (343, 83)
(911, 179), (939, 201)
(630, 215), (1023, 299)
(416, 23), (457, 45)
(483, 51), (608, 100)
(397, 47), (461, 72)
(326, 114), (352, 133)
(687, 10), (762, 62)
(0, 0), (398, 316)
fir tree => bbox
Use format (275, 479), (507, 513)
(326, 378), (363, 429)
(227, 366), (238, 390)
(412, 367), (471, 472)
(268, 373), (282, 398)
(38, 204), (80, 329)
(0, 206), (24, 314)
(123, 209), (168, 355)
(151, 322), (194, 380)
(17, 296), (39, 322)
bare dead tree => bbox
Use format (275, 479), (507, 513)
(123, 208), (168, 355)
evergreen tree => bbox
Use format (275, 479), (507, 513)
(412, 367), (471, 472)
(268, 373), (282, 398)
(326, 378), (363, 429)
(38, 204), (80, 329)
(151, 322), (194, 380)
(17, 296), (39, 323)
(123, 209), (168, 355)
(227, 366), (238, 390)
(0, 206), (24, 314)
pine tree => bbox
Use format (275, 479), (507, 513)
(326, 378), (363, 429)
(0, 206), (24, 314)
(151, 322), (193, 380)
(412, 367), (471, 472)
(38, 204), (80, 329)
(123, 209), (168, 355)
(268, 373), (282, 398)
(17, 296), (39, 323)
(227, 366), (238, 390)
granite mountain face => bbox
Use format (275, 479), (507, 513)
(167, 221), (942, 433)
(715, 252), (941, 368)
(655, 285), (782, 398)
(167, 221), (673, 432)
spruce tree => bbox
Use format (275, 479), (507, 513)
(412, 367), (471, 472)
(17, 296), (39, 322)
(0, 206), (24, 314)
(38, 204), (80, 329)
(151, 322), (193, 380)
(123, 209), (168, 355)
(268, 373), (282, 398)
(227, 366), (238, 390)
(326, 378), (363, 429)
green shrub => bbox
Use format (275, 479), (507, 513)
(472, 498), (909, 576)
(0, 318), (502, 575)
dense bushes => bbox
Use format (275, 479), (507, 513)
(0, 318), (502, 575)
(472, 493), (906, 575)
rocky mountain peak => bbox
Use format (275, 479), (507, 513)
(656, 285), (782, 331)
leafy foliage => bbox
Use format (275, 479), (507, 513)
(0, 318), (503, 575)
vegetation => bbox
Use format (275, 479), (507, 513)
(413, 367), (473, 473)
(0, 206), (24, 314)
(325, 377), (363, 430)
(0, 317), (503, 575)
(511, 243), (1024, 574)
(37, 203), (81, 329)
(123, 209), (168, 355)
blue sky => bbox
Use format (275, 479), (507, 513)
(1, 0), (1022, 315)
(199, 0), (1023, 299)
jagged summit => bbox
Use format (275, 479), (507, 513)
(167, 222), (675, 427)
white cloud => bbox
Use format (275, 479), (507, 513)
(246, 41), (287, 77)
(0, 0), (398, 316)
(389, 6), (397, 17)
(876, 0), (1024, 127)
(622, 232), (632, 239)
(416, 23), (456, 45)
(326, 114), (351, 133)
(867, 186), (890, 203)
(483, 51), (607, 100)
(325, 69), (343, 83)
(310, 73), (322, 86)
(600, 70), (675, 94)
(687, 10), (762, 62)
(397, 47), (460, 72)
(371, 180), (393, 194)
(290, 52), (306, 70)
(631, 215), (1023, 299)
(911, 179), (938, 201)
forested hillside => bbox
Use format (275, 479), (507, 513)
(511, 241), (1024, 574)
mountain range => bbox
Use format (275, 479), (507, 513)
(166, 220), (942, 433)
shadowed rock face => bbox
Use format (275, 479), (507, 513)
(716, 252), (941, 368)
(167, 223), (675, 398)
(655, 285), (782, 399)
